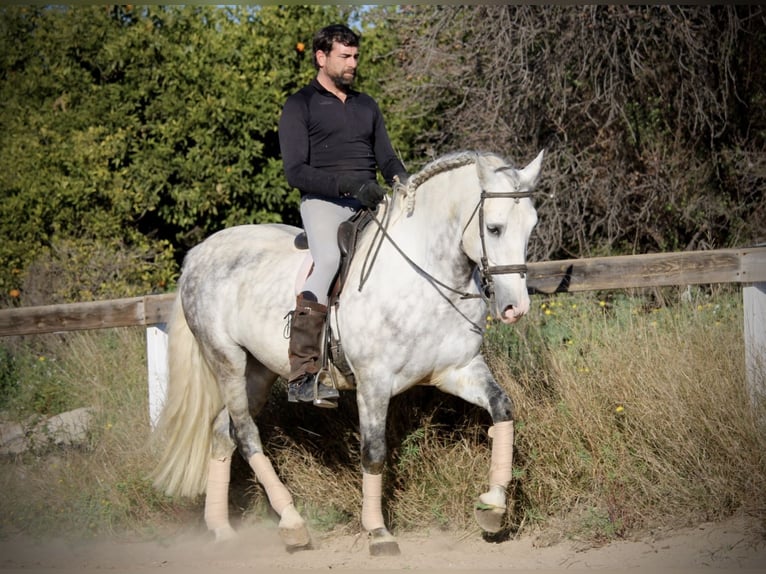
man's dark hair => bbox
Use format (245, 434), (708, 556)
(312, 24), (360, 70)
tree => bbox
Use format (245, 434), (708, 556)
(0, 5), (356, 304)
(386, 5), (766, 260)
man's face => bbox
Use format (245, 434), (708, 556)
(318, 41), (359, 89)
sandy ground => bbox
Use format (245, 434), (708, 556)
(1, 514), (765, 573)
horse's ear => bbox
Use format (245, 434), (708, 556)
(476, 155), (493, 188)
(518, 150), (545, 189)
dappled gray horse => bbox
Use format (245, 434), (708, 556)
(151, 150), (544, 555)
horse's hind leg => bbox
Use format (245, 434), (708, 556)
(226, 356), (310, 550)
(204, 408), (238, 541)
(436, 354), (515, 534)
(204, 353), (310, 550)
(204, 373), (262, 542)
(244, 359), (310, 549)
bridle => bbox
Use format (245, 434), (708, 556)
(360, 181), (536, 311)
(467, 187), (536, 306)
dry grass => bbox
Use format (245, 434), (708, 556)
(0, 328), (195, 539)
(1, 287), (764, 543)
(490, 288), (766, 541)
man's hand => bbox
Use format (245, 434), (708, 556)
(353, 182), (386, 208)
(338, 176), (386, 208)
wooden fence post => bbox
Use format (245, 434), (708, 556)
(744, 283), (766, 409)
(146, 324), (168, 429)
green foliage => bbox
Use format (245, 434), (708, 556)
(0, 345), (75, 417)
(0, 5), (354, 302)
(4, 4), (761, 308)
(300, 502), (354, 533)
(484, 288), (760, 540)
(385, 6), (766, 257)
(351, 6), (425, 170)
(20, 236), (178, 305)
(396, 427), (426, 471)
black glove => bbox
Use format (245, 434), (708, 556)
(338, 176), (386, 208)
(354, 182), (386, 208)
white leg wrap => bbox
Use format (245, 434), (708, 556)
(204, 456), (235, 539)
(278, 502), (304, 530)
(488, 420), (514, 488)
(249, 453), (293, 515)
(361, 472), (385, 532)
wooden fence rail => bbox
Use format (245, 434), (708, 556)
(1, 247), (764, 337)
(0, 293), (175, 338)
(1, 246), (764, 425)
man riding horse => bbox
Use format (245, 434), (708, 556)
(278, 24), (409, 407)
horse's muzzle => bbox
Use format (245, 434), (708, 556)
(499, 303), (528, 324)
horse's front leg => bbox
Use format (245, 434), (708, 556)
(475, 419), (514, 533)
(437, 354), (514, 534)
(357, 389), (400, 556)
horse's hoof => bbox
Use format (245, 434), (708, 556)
(212, 525), (237, 542)
(279, 523), (311, 550)
(474, 502), (506, 533)
(279, 504), (312, 550)
(368, 527), (400, 556)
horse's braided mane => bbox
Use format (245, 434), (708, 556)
(397, 151), (498, 214)
(408, 151), (479, 189)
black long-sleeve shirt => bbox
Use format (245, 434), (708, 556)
(278, 78), (407, 199)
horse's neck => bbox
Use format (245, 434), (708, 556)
(371, 170), (479, 289)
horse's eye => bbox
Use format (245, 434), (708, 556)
(486, 225), (502, 236)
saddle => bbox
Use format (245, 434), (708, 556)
(293, 208), (375, 387)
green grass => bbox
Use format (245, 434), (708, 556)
(0, 287), (764, 543)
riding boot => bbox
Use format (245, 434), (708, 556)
(287, 294), (339, 406)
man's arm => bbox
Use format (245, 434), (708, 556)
(278, 94), (342, 198)
(370, 100), (409, 185)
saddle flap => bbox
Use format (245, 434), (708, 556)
(337, 220), (355, 257)
(332, 209), (374, 298)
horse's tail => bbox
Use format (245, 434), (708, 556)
(150, 294), (223, 498)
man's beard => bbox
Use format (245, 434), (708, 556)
(331, 69), (355, 89)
